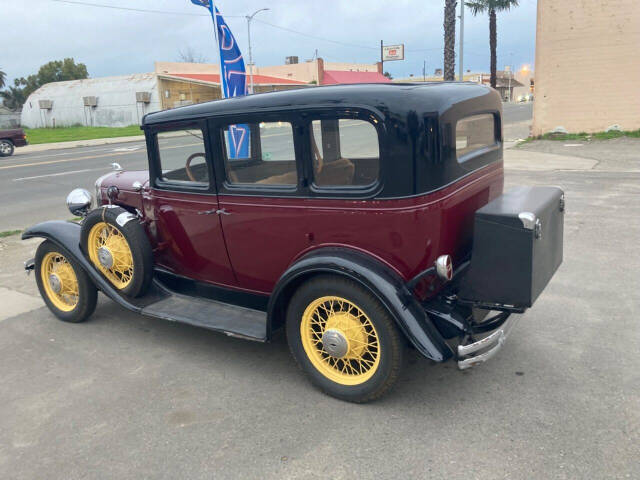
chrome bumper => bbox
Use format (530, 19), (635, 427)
(24, 258), (35, 276)
(457, 315), (520, 370)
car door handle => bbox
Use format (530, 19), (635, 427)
(197, 208), (217, 215)
(197, 208), (231, 216)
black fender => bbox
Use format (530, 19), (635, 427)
(267, 247), (453, 362)
(22, 221), (161, 313)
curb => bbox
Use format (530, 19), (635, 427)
(15, 135), (146, 155)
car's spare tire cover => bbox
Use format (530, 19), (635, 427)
(80, 206), (153, 297)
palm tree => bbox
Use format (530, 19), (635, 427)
(0, 69), (6, 90)
(467, 0), (519, 88)
(0, 86), (26, 111)
(443, 0), (457, 81)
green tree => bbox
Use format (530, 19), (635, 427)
(466, 0), (519, 88)
(1, 58), (88, 110)
(0, 69), (6, 90)
(443, 0), (457, 81)
(17, 58), (89, 100)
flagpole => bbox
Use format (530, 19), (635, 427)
(208, 0), (226, 99)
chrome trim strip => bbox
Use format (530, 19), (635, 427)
(457, 315), (520, 370)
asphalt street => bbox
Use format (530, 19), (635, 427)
(0, 133), (638, 478)
(0, 102), (533, 231)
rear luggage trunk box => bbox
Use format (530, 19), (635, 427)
(458, 186), (564, 309)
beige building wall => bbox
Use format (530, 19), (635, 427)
(532, 0), (640, 135)
(323, 61), (381, 73)
(254, 61), (320, 83)
(158, 77), (221, 110)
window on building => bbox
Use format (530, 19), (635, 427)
(455, 114), (496, 161)
(222, 122), (298, 186)
(157, 127), (209, 187)
(310, 119), (379, 188)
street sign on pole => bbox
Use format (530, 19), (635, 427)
(382, 44), (405, 61)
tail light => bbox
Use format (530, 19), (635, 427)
(435, 255), (453, 281)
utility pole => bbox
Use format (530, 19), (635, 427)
(246, 8), (270, 94)
(423, 60), (426, 82)
(380, 40), (384, 75)
(458, 0), (465, 81)
(208, 0), (225, 99)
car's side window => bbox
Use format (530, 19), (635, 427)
(157, 127), (209, 187)
(310, 119), (380, 188)
(455, 113), (497, 162)
(221, 122), (298, 186)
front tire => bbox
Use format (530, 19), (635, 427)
(35, 241), (97, 323)
(286, 275), (405, 403)
(0, 139), (14, 157)
(81, 206), (153, 297)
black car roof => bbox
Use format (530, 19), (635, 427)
(142, 82), (495, 126)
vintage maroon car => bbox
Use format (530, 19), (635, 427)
(23, 84), (564, 402)
(0, 128), (28, 157)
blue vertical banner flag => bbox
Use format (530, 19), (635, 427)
(190, 0), (250, 158)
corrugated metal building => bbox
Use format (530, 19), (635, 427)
(21, 73), (161, 128)
(20, 67), (307, 128)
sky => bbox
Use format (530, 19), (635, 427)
(0, 0), (538, 85)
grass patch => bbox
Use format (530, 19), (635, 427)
(518, 129), (640, 145)
(0, 229), (22, 238)
(24, 125), (143, 145)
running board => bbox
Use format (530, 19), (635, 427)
(141, 291), (267, 342)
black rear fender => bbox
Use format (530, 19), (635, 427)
(268, 247), (453, 362)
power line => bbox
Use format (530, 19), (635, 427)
(253, 19), (379, 51)
(49, 0), (242, 17)
(46, 0), (464, 57)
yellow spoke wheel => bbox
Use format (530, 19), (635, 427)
(300, 296), (381, 386)
(87, 222), (134, 290)
(40, 252), (79, 312)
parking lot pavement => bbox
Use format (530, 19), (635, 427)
(0, 140), (638, 479)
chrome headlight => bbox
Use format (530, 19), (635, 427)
(66, 188), (93, 217)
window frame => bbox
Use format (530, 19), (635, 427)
(454, 112), (501, 165)
(303, 109), (383, 197)
(207, 106), (386, 199)
(147, 119), (216, 195)
(209, 113), (305, 197)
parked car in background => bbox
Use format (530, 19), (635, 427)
(22, 84), (564, 402)
(0, 128), (28, 157)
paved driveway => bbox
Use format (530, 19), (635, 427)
(0, 139), (638, 479)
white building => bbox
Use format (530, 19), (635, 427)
(21, 73), (161, 128)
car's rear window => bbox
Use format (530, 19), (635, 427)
(310, 118), (380, 188)
(455, 113), (496, 161)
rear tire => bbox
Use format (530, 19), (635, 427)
(81, 206), (153, 297)
(286, 275), (405, 403)
(35, 240), (97, 323)
(0, 139), (14, 157)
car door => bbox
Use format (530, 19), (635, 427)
(210, 115), (309, 294)
(142, 120), (237, 287)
